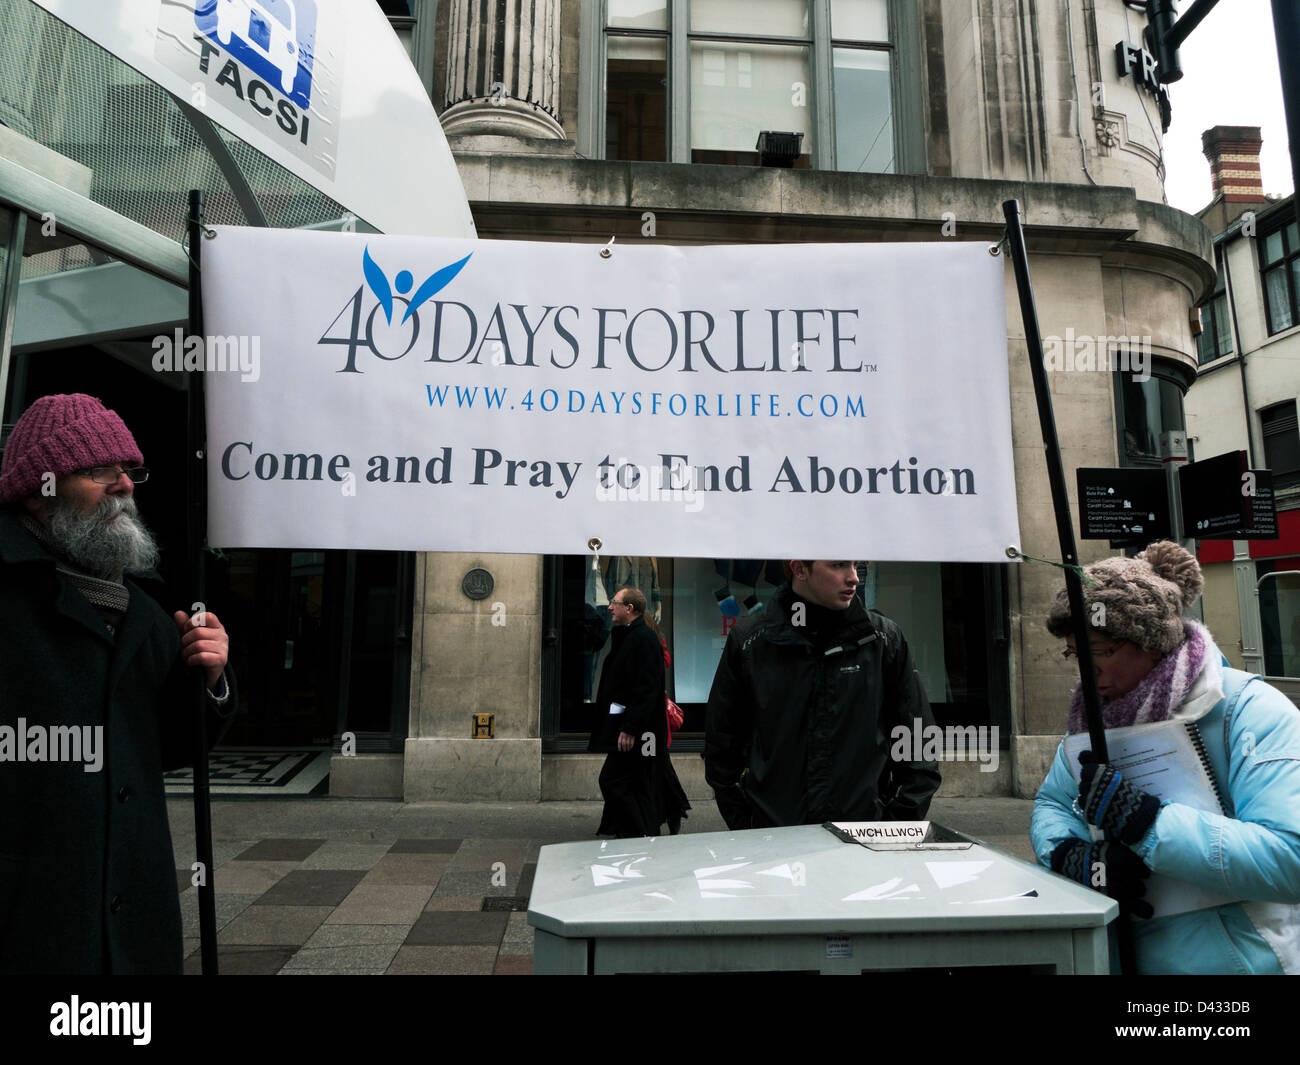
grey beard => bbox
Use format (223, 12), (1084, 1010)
(43, 494), (161, 581)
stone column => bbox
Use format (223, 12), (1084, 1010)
(442, 0), (565, 141)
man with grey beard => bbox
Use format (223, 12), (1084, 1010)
(0, 393), (234, 974)
(42, 491), (161, 581)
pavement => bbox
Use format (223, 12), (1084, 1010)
(168, 795), (1037, 975)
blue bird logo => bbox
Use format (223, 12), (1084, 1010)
(362, 247), (472, 325)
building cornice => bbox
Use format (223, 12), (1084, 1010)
(453, 155), (1215, 296)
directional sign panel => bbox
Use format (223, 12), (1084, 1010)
(1077, 467), (1171, 541)
(1180, 451), (1279, 540)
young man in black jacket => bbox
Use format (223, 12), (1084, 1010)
(704, 560), (941, 829)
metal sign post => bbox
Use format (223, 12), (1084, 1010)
(186, 189), (218, 976)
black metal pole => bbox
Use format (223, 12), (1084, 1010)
(1163, 0), (1220, 53)
(1271, 0), (1300, 203)
(186, 189), (218, 976)
(1001, 200), (1136, 974)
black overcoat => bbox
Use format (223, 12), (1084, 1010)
(587, 616), (666, 754)
(0, 510), (233, 974)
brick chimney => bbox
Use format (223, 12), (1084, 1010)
(1201, 125), (1267, 204)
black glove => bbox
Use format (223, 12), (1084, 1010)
(1078, 751), (1161, 845)
(1050, 838), (1154, 919)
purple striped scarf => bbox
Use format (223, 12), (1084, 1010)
(1067, 622), (1209, 734)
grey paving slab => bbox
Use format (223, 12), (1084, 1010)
(406, 910), (507, 947)
(303, 924), (410, 948)
(179, 891), (260, 937)
(325, 884), (434, 925)
(500, 921), (535, 954)
(423, 895), (486, 912)
(281, 944), (404, 971)
(389, 804), (604, 842)
(218, 905), (332, 946)
(298, 842), (394, 870)
(448, 839), (541, 869)
(279, 968), (390, 975)
(386, 945), (498, 975)
(234, 838), (327, 862)
(361, 854), (454, 886)
(389, 838), (462, 854)
(171, 797), (405, 839)
(255, 869), (367, 906)
(171, 839), (261, 868)
(183, 946), (296, 975)
(974, 834), (1037, 864)
(205, 860), (300, 896)
(929, 799), (1036, 840)
(435, 870), (522, 897)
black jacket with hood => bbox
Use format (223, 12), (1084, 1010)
(704, 584), (940, 829)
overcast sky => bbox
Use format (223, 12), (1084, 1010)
(1159, 0), (1293, 213)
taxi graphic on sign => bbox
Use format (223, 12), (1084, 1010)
(196, 0), (316, 108)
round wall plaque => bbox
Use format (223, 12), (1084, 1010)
(462, 568), (494, 600)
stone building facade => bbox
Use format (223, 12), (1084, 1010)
(341, 0), (1216, 802)
(1183, 126), (1300, 704)
(0, 0), (1218, 803)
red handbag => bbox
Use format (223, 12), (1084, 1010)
(665, 697), (684, 746)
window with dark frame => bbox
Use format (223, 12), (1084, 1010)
(1118, 368), (1187, 464)
(1261, 399), (1300, 491)
(1260, 213), (1300, 335)
(1197, 249), (1232, 364)
(602, 0), (896, 170)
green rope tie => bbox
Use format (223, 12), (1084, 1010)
(1005, 547), (1095, 582)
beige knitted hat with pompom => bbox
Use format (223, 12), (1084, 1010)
(1045, 541), (1203, 654)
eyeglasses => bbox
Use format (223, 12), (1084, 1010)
(73, 465), (150, 485)
(1062, 642), (1125, 661)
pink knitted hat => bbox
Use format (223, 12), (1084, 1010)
(0, 394), (143, 504)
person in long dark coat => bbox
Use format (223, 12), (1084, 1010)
(588, 586), (665, 838)
(0, 393), (234, 974)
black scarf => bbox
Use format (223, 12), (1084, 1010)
(20, 513), (129, 634)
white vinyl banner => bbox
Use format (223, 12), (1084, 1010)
(201, 229), (1020, 560)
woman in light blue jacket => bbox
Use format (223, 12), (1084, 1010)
(1031, 541), (1300, 975)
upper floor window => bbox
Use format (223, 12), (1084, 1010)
(597, 0), (906, 171)
(1261, 399), (1300, 491)
(1117, 362), (1187, 464)
(1260, 215), (1299, 335)
(1197, 250), (1232, 364)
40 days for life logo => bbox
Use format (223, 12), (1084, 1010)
(318, 247), (474, 373)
